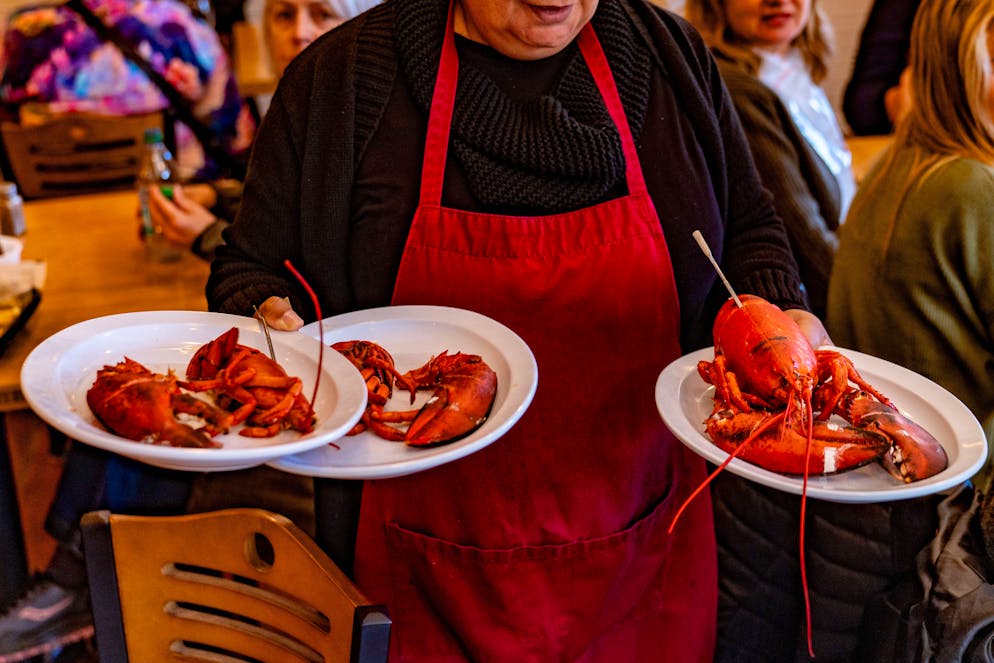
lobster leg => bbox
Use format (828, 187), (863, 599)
(698, 357), (777, 412)
(250, 381), (302, 426)
(813, 350), (895, 419)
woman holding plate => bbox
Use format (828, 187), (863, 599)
(209, 0), (826, 658)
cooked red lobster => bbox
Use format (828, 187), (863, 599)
(86, 358), (232, 448)
(180, 327), (315, 438)
(696, 294), (947, 481)
(671, 294), (948, 657)
(334, 341), (498, 447)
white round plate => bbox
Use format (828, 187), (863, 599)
(21, 311), (368, 472)
(268, 305), (538, 480)
(655, 346), (987, 503)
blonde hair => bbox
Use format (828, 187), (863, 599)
(684, 0), (834, 82)
(895, 0), (994, 163)
(852, 0), (994, 260)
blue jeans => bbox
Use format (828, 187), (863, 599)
(45, 443), (193, 553)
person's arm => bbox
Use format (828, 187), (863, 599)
(707, 57), (831, 347)
(207, 82), (307, 316)
(842, 0), (921, 135)
(208, 17), (364, 322)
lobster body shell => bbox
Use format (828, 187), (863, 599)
(86, 358), (230, 448)
(711, 294), (817, 408)
(699, 296), (947, 482)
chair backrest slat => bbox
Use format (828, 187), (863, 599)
(1, 113), (162, 199)
(80, 508), (391, 663)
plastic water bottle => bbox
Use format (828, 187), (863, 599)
(138, 128), (183, 262)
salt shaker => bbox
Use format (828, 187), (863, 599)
(0, 182), (26, 236)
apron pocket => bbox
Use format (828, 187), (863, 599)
(383, 491), (679, 662)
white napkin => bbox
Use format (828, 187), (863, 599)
(0, 260), (46, 299)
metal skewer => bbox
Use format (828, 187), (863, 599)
(253, 304), (277, 361)
(693, 230), (742, 308)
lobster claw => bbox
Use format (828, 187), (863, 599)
(835, 391), (948, 483)
(401, 352), (498, 447)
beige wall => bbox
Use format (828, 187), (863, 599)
(823, 0), (875, 130)
(0, 0), (36, 29)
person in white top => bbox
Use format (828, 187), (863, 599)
(687, 0), (855, 318)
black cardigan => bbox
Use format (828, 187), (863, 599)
(207, 0), (806, 352)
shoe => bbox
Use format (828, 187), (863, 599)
(0, 575), (93, 663)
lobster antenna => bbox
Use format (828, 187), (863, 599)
(693, 230), (743, 308)
(284, 259), (322, 417)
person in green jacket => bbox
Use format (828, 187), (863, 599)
(827, 0), (994, 494)
(832, 5), (994, 659)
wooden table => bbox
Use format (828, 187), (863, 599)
(847, 134), (894, 184)
(0, 190), (210, 601)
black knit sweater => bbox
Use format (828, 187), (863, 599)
(206, 0), (806, 352)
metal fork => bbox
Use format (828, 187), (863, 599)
(253, 304), (277, 361)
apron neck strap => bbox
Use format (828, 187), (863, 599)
(418, 0), (459, 205)
(576, 25), (647, 195)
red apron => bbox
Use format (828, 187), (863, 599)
(354, 9), (716, 661)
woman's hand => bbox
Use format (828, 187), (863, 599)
(149, 185), (218, 249)
(785, 309), (833, 349)
(257, 295), (305, 331)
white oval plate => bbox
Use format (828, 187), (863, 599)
(268, 305), (538, 480)
(655, 346), (987, 503)
(21, 311), (368, 472)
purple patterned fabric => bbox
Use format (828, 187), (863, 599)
(0, 0), (250, 176)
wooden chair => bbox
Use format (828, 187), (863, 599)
(80, 508), (391, 663)
(0, 113), (162, 199)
